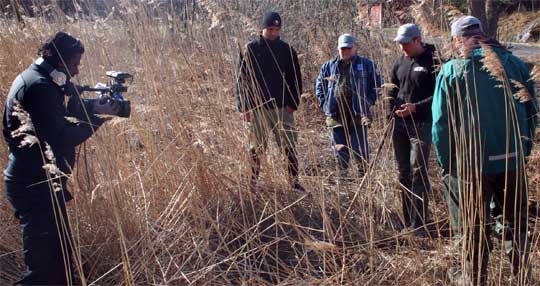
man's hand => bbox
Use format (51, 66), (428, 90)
(285, 106), (296, 114)
(93, 100), (120, 115)
(395, 103), (416, 118)
(361, 115), (371, 127)
(242, 111), (252, 122)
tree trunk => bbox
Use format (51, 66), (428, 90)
(485, 0), (503, 39)
(468, 0), (487, 27)
(468, 0), (503, 39)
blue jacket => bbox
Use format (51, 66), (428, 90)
(316, 55), (382, 119)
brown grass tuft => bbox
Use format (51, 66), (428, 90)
(511, 79), (533, 103)
(480, 42), (506, 83)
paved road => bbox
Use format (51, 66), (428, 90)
(505, 42), (540, 59)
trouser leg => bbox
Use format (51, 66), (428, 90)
(349, 124), (369, 176)
(331, 126), (350, 175)
(409, 123), (432, 228)
(442, 173), (461, 237)
(491, 170), (530, 281)
(285, 148), (299, 182)
(393, 122), (412, 227)
(443, 173), (491, 285)
(275, 108), (299, 184)
(249, 147), (261, 184)
(7, 181), (76, 285)
(249, 108), (270, 184)
(466, 175), (494, 286)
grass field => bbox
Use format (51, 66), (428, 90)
(0, 1), (539, 285)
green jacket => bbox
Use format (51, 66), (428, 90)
(432, 45), (537, 174)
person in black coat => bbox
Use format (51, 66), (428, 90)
(236, 11), (304, 192)
(3, 32), (119, 285)
(385, 24), (438, 237)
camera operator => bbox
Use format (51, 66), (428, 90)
(2, 32), (119, 285)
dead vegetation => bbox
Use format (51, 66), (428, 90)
(0, 1), (539, 285)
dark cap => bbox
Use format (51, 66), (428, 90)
(451, 16), (484, 37)
(262, 11), (281, 28)
(39, 32), (84, 65)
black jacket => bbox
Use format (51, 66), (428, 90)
(237, 36), (302, 112)
(3, 62), (104, 199)
(387, 44), (438, 123)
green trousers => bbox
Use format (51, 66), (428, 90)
(249, 107), (299, 182)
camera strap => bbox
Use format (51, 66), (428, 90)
(35, 57), (67, 87)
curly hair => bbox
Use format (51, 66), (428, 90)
(38, 32), (84, 67)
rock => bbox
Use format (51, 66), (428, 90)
(517, 18), (540, 43)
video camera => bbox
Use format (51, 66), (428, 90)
(77, 71), (133, 118)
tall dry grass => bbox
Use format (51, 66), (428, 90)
(0, 1), (538, 285)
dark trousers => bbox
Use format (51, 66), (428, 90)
(5, 180), (77, 285)
(392, 121), (431, 229)
(442, 170), (530, 285)
(330, 124), (369, 172)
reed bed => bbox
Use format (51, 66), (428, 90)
(0, 1), (539, 285)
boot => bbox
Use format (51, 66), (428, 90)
(286, 148), (305, 193)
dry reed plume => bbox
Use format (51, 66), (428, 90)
(0, 1), (539, 285)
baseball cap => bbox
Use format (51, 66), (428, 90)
(393, 24), (421, 43)
(338, 34), (356, 49)
(451, 16), (484, 37)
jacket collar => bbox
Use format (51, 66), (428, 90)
(332, 54), (361, 65)
(258, 35), (281, 46)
